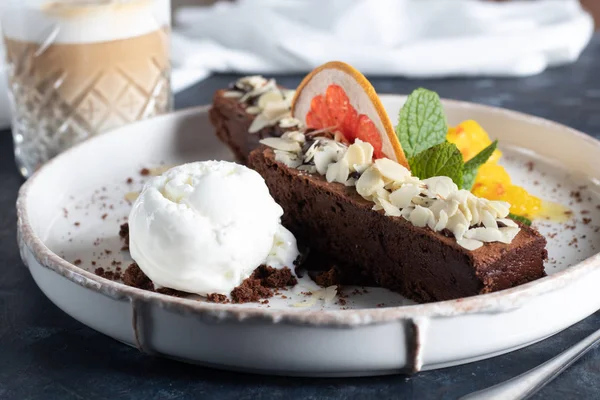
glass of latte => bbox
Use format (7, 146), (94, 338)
(1, 0), (172, 177)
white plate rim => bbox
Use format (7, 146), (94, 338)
(16, 97), (600, 327)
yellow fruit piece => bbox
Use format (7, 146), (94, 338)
(472, 180), (542, 218)
(471, 181), (505, 200)
(503, 185), (542, 218)
(474, 163), (511, 186)
(447, 120), (502, 163)
(448, 120), (542, 218)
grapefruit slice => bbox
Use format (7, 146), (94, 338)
(292, 61), (408, 168)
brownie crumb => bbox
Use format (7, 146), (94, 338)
(73, 259), (82, 266)
(526, 161), (534, 172)
(126, 177), (134, 184)
(583, 218), (592, 225)
(206, 293), (230, 303)
(337, 298), (347, 306)
(231, 265), (297, 304)
(570, 191), (583, 203)
(314, 267), (340, 287)
(140, 168), (150, 176)
(119, 223), (130, 251)
(122, 263), (154, 291)
(155, 287), (184, 297)
(74, 222), (80, 227)
(95, 267), (122, 281)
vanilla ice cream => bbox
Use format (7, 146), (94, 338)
(128, 161), (299, 296)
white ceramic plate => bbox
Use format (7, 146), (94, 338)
(16, 96), (600, 376)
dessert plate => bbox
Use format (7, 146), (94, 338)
(17, 96), (600, 376)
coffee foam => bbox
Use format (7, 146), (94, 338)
(1, 0), (170, 44)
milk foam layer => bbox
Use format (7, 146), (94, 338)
(1, 0), (170, 44)
(128, 161), (300, 296)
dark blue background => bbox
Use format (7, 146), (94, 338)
(2, 36), (600, 400)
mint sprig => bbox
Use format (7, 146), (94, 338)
(462, 140), (498, 190)
(395, 88), (498, 190)
(508, 213), (532, 226)
(409, 142), (464, 188)
(396, 88), (447, 159)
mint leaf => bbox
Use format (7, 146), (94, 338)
(409, 142), (464, 187)
(508, 213), (532, 226)
(396, 88), (448, 159)
(462, 140), (498, 190)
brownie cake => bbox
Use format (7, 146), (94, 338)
(249, 146), (547, 303)
(209, 76), (298, 164)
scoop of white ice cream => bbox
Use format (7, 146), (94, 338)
(128, 161), (299, 296)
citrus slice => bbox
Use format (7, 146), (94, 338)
(292, 61), (408, 167)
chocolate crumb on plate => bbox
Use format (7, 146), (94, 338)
(119, 223), (130, 250)
(314, 267), (340, 287)
(122, 263), (154, 291)
(155, 287), (185, 297)
(230, 265), (297, 304)
(140, 168), (150, 176)
(94, 267), (122, 281)
(526, 161), (534, 172)
(73, 259), (82, 266)
(206, 293), (230, 304)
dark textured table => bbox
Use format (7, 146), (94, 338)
(3, 36), (600, 400)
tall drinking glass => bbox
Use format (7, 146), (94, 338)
(1, 0), (172, 177)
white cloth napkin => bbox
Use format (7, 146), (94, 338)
(172, 0), (593, 78)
